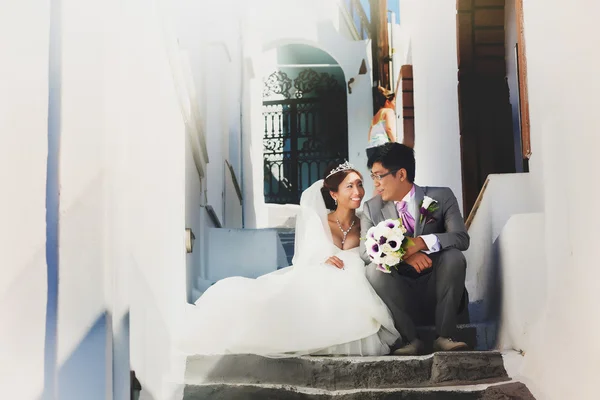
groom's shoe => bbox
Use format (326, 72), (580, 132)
(392, 339), (424, 356)
(433, 337), (468, 352)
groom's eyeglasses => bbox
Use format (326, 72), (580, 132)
(370, 169), (399, 181)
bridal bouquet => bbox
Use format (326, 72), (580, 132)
(365, 219), (414, 273)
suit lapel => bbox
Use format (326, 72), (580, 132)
(413, 184), (425, 236)
(382, 200), (399, 221)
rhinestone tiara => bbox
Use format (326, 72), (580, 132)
(325, 161), (356, 179)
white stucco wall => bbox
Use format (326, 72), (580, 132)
(225, 29), (244, 184)
(466, 1), (600, 399)
(125, 1), (190, 398)
(395, 1), (600, 397)
(503, 1), (600, 398)
(463, 173), (541, 322)
(204, 45), (229, 226)
(0, 1), (49, 398)
(56, 0), (113, 397)
(185, 136), (204, 304)
(39, 0), (199, 398)
(173, 0), (244, 232)
(224, 164), (244, 228)
(495, 212), (547, 353)
(399, 0), (463, 211)
(173, 0), (245, 306)
(240, 0), (373, 228)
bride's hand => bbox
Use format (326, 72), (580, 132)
(325, 256), (345, 269)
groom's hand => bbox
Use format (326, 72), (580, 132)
(403, 237), (428, 259)
(405, 253), (432, 273)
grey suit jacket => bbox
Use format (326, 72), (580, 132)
(359, 184), (470, 264)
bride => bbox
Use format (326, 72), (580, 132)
(177, 162), (400, 356)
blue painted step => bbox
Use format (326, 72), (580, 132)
(276, 228), (296, 267)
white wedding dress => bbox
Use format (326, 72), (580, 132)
(177, 180), (400, 357)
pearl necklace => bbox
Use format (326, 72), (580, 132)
(336, 217), (356, 247)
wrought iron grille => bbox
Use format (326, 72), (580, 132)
(263, 69), (348, 204)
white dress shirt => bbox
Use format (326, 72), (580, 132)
(394, 188), (441, 254)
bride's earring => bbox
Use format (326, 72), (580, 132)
(334, 198), (338, 206)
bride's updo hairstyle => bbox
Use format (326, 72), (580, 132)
(321, 162), (362, 210)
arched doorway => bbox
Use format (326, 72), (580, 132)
(262, 44), (348, 205)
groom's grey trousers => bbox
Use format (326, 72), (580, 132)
(366, 248), (467, 342)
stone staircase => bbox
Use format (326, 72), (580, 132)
(277, 228), (296, 267)
(182, 352), (535, 399)
(182, 229), (534, 399)
(254, 228), (534, 399)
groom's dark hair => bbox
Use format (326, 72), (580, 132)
(367, 143), (416, 183)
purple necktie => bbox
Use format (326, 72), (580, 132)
(396, 201), (415, 236)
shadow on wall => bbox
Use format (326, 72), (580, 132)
(57, 313), (108, 400)
(37, 311), (132, 400)
(130, 256), (181, 400)
(463, 174), (546, 355)
(464, 174), (539, 321)
(44, 0), (61, 396)
(486, 237), (503, 325)
(115, 312), (132, 400)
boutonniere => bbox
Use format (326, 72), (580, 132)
(419, 196), (439, 224)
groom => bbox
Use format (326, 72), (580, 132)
(360, 143), (470, 355)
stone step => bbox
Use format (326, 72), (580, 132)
(276, 228), (296, 266)
(278, 233), (296, 242)
(276, 228), (296, 241)
(184, 352), (508, 391)
(183, 381), (535, 400)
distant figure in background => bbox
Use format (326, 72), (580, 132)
(366, 86), (396, 159)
